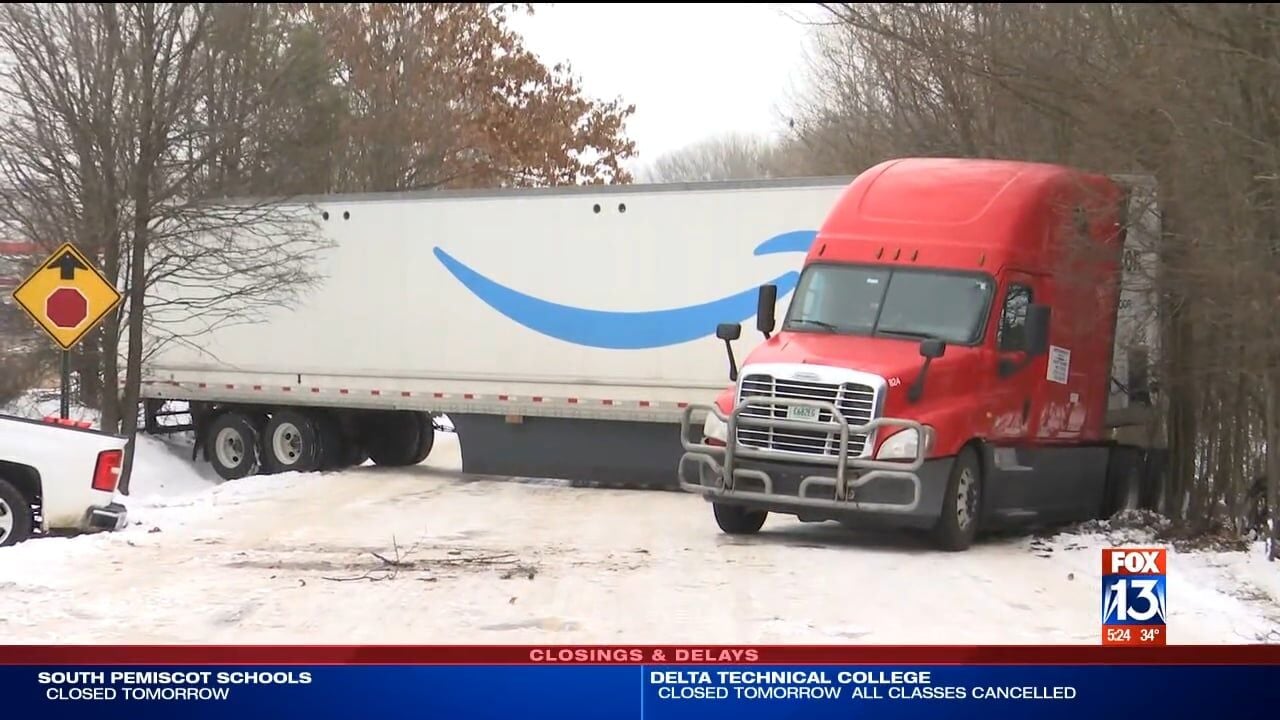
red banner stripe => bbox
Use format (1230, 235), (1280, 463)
(0, 645), (1275, 666)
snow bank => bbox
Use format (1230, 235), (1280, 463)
(1035, 531), (1280, 643)
(125, 436), (222, 503)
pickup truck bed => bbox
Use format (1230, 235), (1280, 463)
(0, 413), (129, 546)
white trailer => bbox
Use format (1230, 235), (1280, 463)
(139, 177), (855, 485)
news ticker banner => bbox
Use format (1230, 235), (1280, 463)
(3, 646), (1279, 720)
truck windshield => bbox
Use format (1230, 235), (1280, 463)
(783, 264), (994, 345)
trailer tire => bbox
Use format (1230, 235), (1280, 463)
(365, 411), (422, 467)
(312, 411), (347, 471)
(206, 411), (264, 481)
(713, 502), (768, 535)
(409, 412), (435, 464)
(0, 477), (34, 547)
(263, 409), (322, 474)
(343, 443), (370, 469)
(932, 446), (983, 552)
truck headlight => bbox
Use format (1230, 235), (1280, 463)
(875, 426), (934, 460)
(702, 411), (728, 446)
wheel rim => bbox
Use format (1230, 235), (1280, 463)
(215, 427), (245, 468)
(956, 467), (977, 530)
(0, 499), (12, 542)
(272, 422), (304, 466)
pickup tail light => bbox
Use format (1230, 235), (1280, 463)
(93, 449), (123, 493)
(42, 415), (93, 429)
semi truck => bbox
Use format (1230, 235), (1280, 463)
(677, 157), (1164, 550)
(137, 178), (859, 486)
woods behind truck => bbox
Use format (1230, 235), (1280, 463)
(678, 157), (1164, 551)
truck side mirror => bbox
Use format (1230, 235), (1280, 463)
(920, 338), (946, 359)
(716, 323), (741, 341)
(716, 323), (741, 382)
(908, 338), (947, 403)
(756, 284), (777, 338)
(1025, 304), (1051, 357)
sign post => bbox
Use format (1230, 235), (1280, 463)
(9, 242), (123, 419)
(60, 350), (70, 419)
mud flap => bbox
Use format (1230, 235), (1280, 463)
(448, 413), (687, 490)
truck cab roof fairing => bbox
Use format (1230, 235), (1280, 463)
(811, 157), (1123, 275)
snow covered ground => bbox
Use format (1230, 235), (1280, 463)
(1, 394), (1278, 645)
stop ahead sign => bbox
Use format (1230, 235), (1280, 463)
(10, 242), (123, 351)
(45, 287), (89, 329)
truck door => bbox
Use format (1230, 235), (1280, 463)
(986, 269), (1041, 441)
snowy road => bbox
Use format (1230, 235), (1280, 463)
(1, 432), (1278, 645)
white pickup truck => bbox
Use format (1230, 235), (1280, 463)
(0, 413), (129, 547)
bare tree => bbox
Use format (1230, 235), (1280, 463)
(0, 3), (332, 492)
(641, 132), (800, 183)
(785, 3), (1280, 548)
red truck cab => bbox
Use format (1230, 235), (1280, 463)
(678, 157), (1147, 550)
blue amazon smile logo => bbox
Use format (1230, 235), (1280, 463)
(431, 229), (816, 349)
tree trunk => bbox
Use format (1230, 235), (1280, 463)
(74, 337), (103, 411)
(1164, 281), (1198, 523)
(1149, 186), (1197, 525)
(97, 3), (125, 436)
(99, 311), (122, 434)
(116, 6), (157, 496)
(1268, 375), (1280, 560)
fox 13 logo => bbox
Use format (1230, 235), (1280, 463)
(1101, 547), (1167, 646)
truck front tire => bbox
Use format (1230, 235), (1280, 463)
(0, 477), (33, 547)
(932, 447), (983, 551)
(713, 502), (768, 535)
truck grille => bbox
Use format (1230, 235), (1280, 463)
(736, 373), (878, 459)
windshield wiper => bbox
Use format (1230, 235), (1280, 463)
(876, 328), (935, 340)
(787, 318), (840, 332)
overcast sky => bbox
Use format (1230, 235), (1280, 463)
(506, 3), (825, 175)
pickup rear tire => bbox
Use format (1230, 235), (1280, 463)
(0, 478), (34, 547)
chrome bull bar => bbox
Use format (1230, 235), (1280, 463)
(677, 398), (926, 513)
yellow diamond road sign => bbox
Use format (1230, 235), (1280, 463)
(11, 242), (123, 351)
